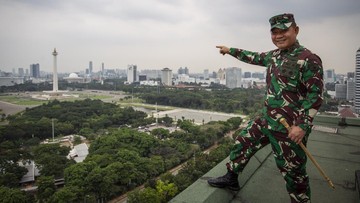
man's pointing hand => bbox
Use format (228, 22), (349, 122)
(216, 45), (230, 55)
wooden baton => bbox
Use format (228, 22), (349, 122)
(279, 118), (335, 189)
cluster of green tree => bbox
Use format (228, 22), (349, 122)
(0, 81), (53, 92)
(0, 97), (243, 202)
(128, 138), (234, 203)
(0, 99), (150, 202)
(0, 143), (76, 203)
(30, 118), (238, 202)
(139, 88), (264, 115)
(0, 140), (30, 187)
(0, 186), (34, 203)
(1, 98), (153, 141)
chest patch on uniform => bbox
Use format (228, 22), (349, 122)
(280, 56), (298, 78)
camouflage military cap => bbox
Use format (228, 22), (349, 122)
(269, 13), (296, 30)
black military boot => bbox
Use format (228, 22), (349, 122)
(207, 170), (240, 191)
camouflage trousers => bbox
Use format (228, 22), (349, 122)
(227, 118), (311, 203)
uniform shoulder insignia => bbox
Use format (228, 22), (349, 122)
(303, 50), (322, 72)
(308, 63), (320, 72)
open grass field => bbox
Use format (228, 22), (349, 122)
(0, 92), (112, 105)
(0, 90), (173, 117)
(0, 92), (114, 116)
(0, 95), (45, 106)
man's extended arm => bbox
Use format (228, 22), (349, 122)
(216, 45), (269, 67)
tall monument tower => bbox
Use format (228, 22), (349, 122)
(52, 48), (59, 92)
(36, 48), (71, 99)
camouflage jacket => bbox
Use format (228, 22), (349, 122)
(229, 41), (323, 132)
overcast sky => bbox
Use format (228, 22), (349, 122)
(0, 0), (359, 75)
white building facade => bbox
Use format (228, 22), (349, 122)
(127, 65), (137, 84)
(225, 67), (242, 89)
(355, 48), (360, 113)
(161, 68), (172, 86)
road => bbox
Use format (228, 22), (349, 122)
(0, 101), (36, 116)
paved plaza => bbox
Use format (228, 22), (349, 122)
(156, 108), (246, 125)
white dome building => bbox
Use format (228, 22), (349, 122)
(69, 73), (79, 78)
(64, 73), (85, 83)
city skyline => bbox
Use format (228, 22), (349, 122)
(0, 0), (359, 74)
(2, 56), (358, 79)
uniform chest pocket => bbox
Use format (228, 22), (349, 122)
(280, 59), (299, 79)
(278, 57), (300, 92)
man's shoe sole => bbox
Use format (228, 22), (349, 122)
(227, 185), (240, 191)
(208, 181), (240, 191)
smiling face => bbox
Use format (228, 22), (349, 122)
(271, 26), (299, 50)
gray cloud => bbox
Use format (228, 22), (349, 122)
(10, 0), (189, 24)
(0, 0), (359, 74)
(196, 0), (360, 25)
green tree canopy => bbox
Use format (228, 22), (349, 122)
(33, 143), (74, 178)
(0, 186), (30, 203)
(36, 176), (56, 202)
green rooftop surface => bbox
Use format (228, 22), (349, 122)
(170, 116), (360, 203)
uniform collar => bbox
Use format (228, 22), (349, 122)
(280, 40), (300, 54)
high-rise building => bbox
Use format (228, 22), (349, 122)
(217, 68), (226, 80)
(347, 72), (355, 80)
(161, 68), (172, 86)
(177, 67), (189, 75)
(212, 71), (217, 78)
(225, 67), (242, 89)
(178, 67), (184, 75)
(18, 68), (24, 77)
(30, 63), (40, 78)
(252, 72), (265, 80)
(127, 64), (137, 83)
(347, 81), (355, 101)
(89, 61), (93, 75)
(204, 69), (209, 80)
(139, 75), (147, 81)
(184, 67), (189, 75)
(335, 84), (347, 99)
(244, 72), (252, 78)
(140, 69), (162, 80)
(355, 48), (360, 113)
(325, 69), (336, 83)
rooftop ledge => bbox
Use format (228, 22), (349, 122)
(170, 115), (360, 203)
(170, 145), (272, 203)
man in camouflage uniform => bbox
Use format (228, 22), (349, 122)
(207, 13), (323, 203)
